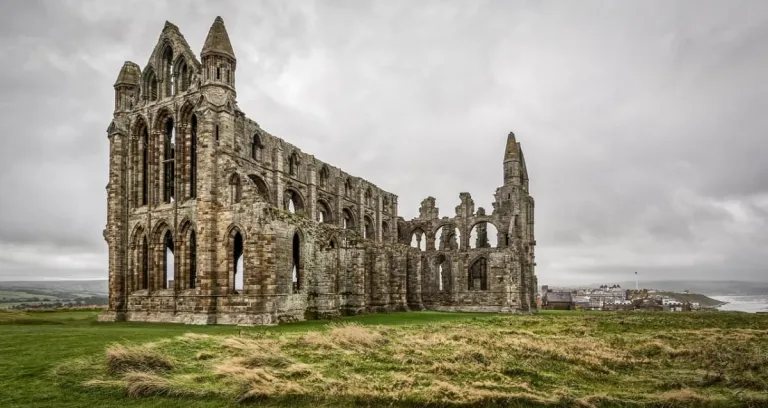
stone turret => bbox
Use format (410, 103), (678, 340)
(503, 131), (521, 186)
(201, 16), (236, 92)
(113, 61), (140, 112)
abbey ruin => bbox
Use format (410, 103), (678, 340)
(100, 17), (537, 325)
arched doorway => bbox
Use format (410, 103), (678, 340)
(233, 231), (244, 292)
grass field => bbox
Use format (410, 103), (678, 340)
(1, 310), (767, 407)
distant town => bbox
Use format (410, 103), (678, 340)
(539, 284), (727, 312)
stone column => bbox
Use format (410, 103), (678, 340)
(391, 197), (399, 244)
(357, 187), (365, 237)
(308, 163), (316, 221)
(376, 195), (382, 243)
(102, 128), (128, 321)
(273, 146), (283, 208)
(451, 256), (462, 305)
(194, 111), (219, 321)
(426, 230), (435, 251)
(335, 177), (343, 228)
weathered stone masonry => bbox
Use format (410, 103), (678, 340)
(100, 17), (537, 325)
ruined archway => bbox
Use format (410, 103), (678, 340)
(316, 199), (332, 223)
(364, 215), (375, 240)
(129, 224), (148, 292)
(251, 134), (263, 161)
(342, 207), (356, 230)
(132, 117), (150, 207)
(247, 174), (271, 204)
(292, 231), (302, 293)
(468, 257), (488, 291)
(468, 221), (499, 249)
(434, 224), (461, 251)
(284, 188), (304, 214)
(225, 226), (245, 293)
(229, 173), (242, 204)
(435, 254), (450, 292)
(410, 228), (426, 251)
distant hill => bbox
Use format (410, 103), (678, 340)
(595, 280), (768, 297)
(0, 280), (107, 309)
(0, 280), (107, 295)
(653, 291), (727, 307)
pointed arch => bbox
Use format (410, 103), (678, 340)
(150, 220), (174, 291)
(316, 198), (332, 223)
(341, 207), (356, 230)
(129, 224), (149, 292)
(162, 116), (175, 203)
(230, 173), (242, 204)
(364, 187), (373, 207)
(161, 43), (174, 97)
(327, 235), (339, 250)
(188, 229), (197, 289)
(177, 102), (197, 200)
(177, 218), (197, 290)
(363, 215), (375, 240)
(225, 225), (245, 293)
(143, 66), (158, 101)
(288, 151), (300, 177)
(410, 227), (426, 251)
(291, 228), (304, 293)
(251, 133), (263, 161)
(173, 55), (191, 92)
(247, 174), (271, 204)
(435, 254), (448, 292)
(284, 187), (304, 214)
(153, 107), (174, 132)
(162, 230), (175, 290)
(434, 223), (461, 251)
(344, 178), (353, 198)
(318, 165), (330, 189)
(468, 220), (500, 249)
(132, 117), (150, 207)
(468, 256), (488, 291)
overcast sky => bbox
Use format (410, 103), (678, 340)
(1, 0), (767, 285)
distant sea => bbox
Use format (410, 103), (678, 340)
(710, 295), (768, 313)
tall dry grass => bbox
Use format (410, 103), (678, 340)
(73, 313), (768, 407)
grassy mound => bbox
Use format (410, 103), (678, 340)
(55, 312), (768, 407)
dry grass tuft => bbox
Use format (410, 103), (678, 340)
(118, 371), (213, 398)
(180, 332), (212, 340)
(234, 354), (293, 369)
(327, 322), (387, 349)
(105, 344), (174, 375)
(194, 351), (215, 361)
(294, 331), (333, 348)
(659, 388), (711, 403)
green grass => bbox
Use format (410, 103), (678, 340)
(0, 309), (491, 407)
(1, 310), (767, 407)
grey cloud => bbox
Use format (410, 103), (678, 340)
(1, 0), (767, 284)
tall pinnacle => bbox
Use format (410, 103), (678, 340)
(504, 131), (519, 162)
(201, 16), (235, 60)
